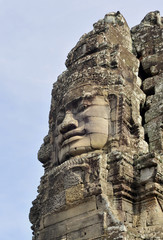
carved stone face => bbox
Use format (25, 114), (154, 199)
(54, 93), (110, 164)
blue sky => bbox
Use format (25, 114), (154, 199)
(0, 0), (162, 239)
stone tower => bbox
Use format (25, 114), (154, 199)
(29, 11), (163, 240)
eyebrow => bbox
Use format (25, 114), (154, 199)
(58, 94), (103, 113)
(65, 97), (82, 110)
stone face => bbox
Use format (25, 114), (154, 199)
(30, 11), (163, 240)
(54, 95), (110, 163)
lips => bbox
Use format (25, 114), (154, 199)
(61, 127), (86, 147)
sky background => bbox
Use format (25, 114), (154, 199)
(0, 0), (162, 239)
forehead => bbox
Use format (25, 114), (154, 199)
(52, 84), (110, 121)
(61, 84), (109, 107)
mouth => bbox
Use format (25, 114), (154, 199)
(61, 128), (86, 147)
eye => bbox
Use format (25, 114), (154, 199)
(78, 104), (88, 112)
(56, 114), (64, 125)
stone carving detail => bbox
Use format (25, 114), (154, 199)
(30, 11), (163, 240)
(54, 94), (110, 164)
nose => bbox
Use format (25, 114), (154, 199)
(60, 111), (78, 134)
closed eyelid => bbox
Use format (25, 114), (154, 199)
(65, 98), (82, 110)
(78, 104), (89, 112)
(78, 97), (93, 108)
(57, 98), (92, 117)
(56, 117), (64, 126)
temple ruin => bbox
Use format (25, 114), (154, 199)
(29, 11), (163, 239)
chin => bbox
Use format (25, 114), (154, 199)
(58, 145), (93, 164)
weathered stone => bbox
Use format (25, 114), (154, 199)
(38, 134), (52, 165)
(30, 11), (163, 240)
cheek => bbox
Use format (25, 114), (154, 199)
(58, 144), (69, 163)
(90, 133), (108, 149)
(54, 134), (62, 149)
(77, 117), (109, 149)
(83, 105), (110, 118)
(54, 124), (60, 137)
(84, 117), (109, 135)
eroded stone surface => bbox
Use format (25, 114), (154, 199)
(30, 11), (163, 240)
